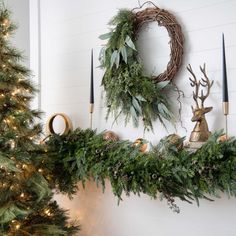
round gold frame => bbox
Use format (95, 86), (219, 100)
(46, 113), (73, 136)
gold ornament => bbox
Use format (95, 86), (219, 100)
(20, 164), (36, 179)
(134, 138), (148, 153)
(217, 134), (228, 142)
(10, 185), (17, 191)
(11, 220), (21, 230)
(103, 131), (119, 141)
(15, 164), (21, 169)
(165, 134), (183, 150)
(22, 164), (28, 169)
(46, 113), (73, 136)
(46, 174), (53, 181)
(44, 208), (53, 217)
(2, 19), (10, 27)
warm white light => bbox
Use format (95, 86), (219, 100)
(15, 223), (21, 230)
(3, 33), (9, 39)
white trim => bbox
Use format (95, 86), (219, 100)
(29, 0), (41, 110)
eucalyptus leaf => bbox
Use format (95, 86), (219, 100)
(99, 32), (112, 40)
(130, 105), (138, 124)
(158, 103), (172, 118)
(120, 46), (127, 63)
(132, 97), (142, 115)
(99, 47), (106, 62)
(135, 95), (146, 102)
(115, 51), (120, 68)
(125, 35), (136, 51)
(157, 81), (170, 90)
(110, 50), (118, 68)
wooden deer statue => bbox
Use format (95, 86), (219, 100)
(187, 64), (214, 142)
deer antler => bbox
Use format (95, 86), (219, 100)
(199, 63), (214, 107)
(187, 64), (200, 109)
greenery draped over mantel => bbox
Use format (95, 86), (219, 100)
(43, 129), (236, 213)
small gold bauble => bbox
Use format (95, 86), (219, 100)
(134, 138), (148, 153)
(2, 19), (10, 27)
(10, 185), (16, 190)
(22, 164), (28, 169)
(11, 219), (21, 230)
(217, 134), (228, 142)
(166, 134), (183, 150)
(103, 131), (119, 141)
(44, 208), (52, 217)
(46, 174), (52, 181)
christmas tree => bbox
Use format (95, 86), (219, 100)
(0, 6), (79, 236)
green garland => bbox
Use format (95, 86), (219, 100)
(99, 10), (175, 131)
(44, 129), (236, 212)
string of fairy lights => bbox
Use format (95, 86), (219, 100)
(0, 12), (62, 235)
(0, 16), (35, 143)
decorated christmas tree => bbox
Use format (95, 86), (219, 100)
(0, 6), (79, 236)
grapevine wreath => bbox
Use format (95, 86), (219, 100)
(99, 2), (184, 131)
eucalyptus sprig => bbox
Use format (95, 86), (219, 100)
(99, 9), (175, 131)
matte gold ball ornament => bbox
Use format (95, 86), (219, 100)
(165, 134), (184, 151)
(133, 138), (148, 153)
(103, 131), (119, 141)
(217, 134), (228, 143)
(10, 219), (21, 230)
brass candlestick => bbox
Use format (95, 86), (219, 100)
(223, 101), (229, 138)
(89, 103), (94, 129)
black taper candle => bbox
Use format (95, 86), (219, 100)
(90, 49), (94, 104)
(222, 33), (229, 102)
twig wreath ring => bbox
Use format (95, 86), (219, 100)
(99, 2), (184, 131)
(133, 4), (184, 82)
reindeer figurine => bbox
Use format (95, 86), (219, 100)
(187, 64), (214, 142)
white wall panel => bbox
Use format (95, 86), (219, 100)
(40, 0), (236, 235)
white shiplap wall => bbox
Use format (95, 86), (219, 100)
(5, 0), (30, 67)
(39, 0), (236, 236)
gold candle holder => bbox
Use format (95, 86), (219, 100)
(223, 102), (229, 138)
(89, 103), (94, 129)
